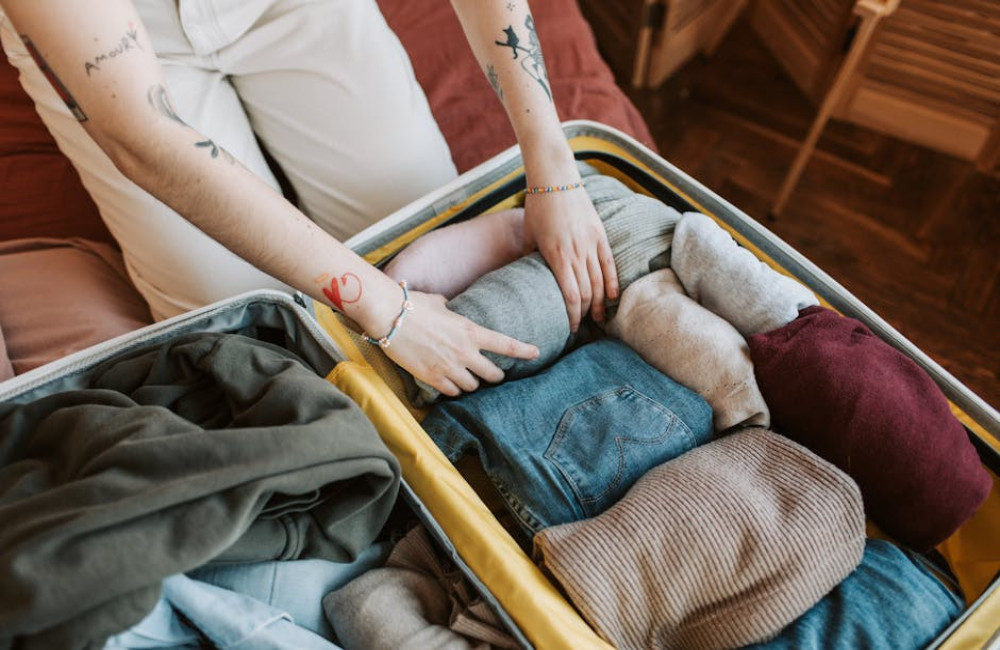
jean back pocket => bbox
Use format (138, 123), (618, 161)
(544, 385), (701, 518)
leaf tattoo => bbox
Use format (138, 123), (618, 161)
(148, 84), (234, 163)
(486, 63), (503, 101)
(148, 84), (186, 125)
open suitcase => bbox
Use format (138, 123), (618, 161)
(0, 289), (536, 650)
(314, 120), (1000, 649)
(1, 121), (997, 649)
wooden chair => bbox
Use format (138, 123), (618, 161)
(756, 0), (1000, 215)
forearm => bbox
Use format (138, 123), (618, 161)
(449, 0), (578, 185)
(110, 110), (403, 332)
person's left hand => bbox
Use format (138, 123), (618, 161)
(523, 187), (619, 332)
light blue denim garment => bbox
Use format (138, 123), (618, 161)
(187, 542), (391, 640)
(422, 339), (713, 535)
(102, 597), (203, 649)
(103, 574), (343, 650)
(748, 539), (964, 650)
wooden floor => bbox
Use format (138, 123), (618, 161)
(614, 17), (999, 410)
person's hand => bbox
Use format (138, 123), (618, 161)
(383, 290), (539, 397)
(523, 187), (619, 331)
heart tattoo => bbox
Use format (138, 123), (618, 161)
(322, 272), (363, 311)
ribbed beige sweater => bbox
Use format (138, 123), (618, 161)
(533, 428), (865, 650)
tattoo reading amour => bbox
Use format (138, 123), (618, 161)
(85, 25), (143, 76)
(493, 15), (551, 101)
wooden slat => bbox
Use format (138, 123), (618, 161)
(866, 49), (1000, 118)
(891, 4), (1000, 52)
(879, 31), (1000, 78)
(841, 82), (991, 159)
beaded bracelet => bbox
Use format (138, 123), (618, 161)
(361, 280), (414, 349)
(525, 181), (583, 194)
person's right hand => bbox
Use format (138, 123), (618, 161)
(382, 290), (539, 397)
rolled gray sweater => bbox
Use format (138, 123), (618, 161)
(411, 163), (680, 405)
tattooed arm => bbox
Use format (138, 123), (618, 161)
(0, 0), (538, 396)
(450, 0), (619, 329)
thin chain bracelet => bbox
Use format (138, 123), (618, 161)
(360, 280), (414, 349)
(525, 181), (583, 194)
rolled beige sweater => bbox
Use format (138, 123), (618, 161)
(534, 428), (866, 650)
(607, 268), (769, 433)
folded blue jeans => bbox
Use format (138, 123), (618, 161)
(421, 339), (713, 535)
(749, 539), (964, 650)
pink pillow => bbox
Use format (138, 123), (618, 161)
(0, 238), (152, 374)
(748, 306), (991, 551)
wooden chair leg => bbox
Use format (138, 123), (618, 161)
(631, 0), (661, 88)
(772, 1), (893, 216)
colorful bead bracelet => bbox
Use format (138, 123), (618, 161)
(525, 181), (583, 194)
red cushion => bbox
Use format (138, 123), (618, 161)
(0, 50), (111, 244)
(378, 0), (656, 173)
(748, 306), (992, 551)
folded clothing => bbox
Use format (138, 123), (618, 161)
(671, 212), (818, 337)
(608, 268), (769, 433)
(748, 305), (992, 551)
(749, 539), (964, 650)
(0, 332), (400, 650)
(104, 574), (342, 650)
(187, 542), (392, 640)
(407, 162), (681, 406)
(533, 427), (866, 650)
(323, 525), (518, 650)
(580, 163), (678, 292)
(384, 208), (526, 300)
(422, 339), (713, 535)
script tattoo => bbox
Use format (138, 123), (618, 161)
(486, 63), (503, 101)
(493, 15), (551, 101)
(21, 35), (87, 121)
(84, 24), (143, 76)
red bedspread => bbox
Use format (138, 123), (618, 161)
(0, 0), (652, 242)
(379, 0), (655, 173)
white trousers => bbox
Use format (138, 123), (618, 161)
(1, 0), (457, 319)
